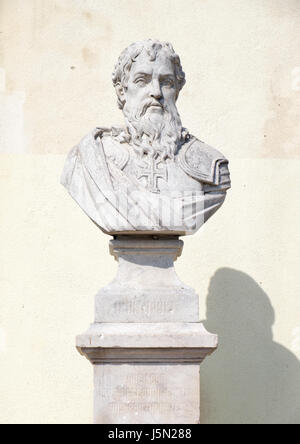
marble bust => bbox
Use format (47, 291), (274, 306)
(61, 39), (230, 235)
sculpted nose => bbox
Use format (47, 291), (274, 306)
(150, 80), (162, 100)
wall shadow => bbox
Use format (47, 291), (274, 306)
(200, 268), (300, 424)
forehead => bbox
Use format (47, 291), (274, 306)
(129, 50), (175, 77)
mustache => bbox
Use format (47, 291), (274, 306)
(124, 98), (183, 160)
(139, 99), (163, 117)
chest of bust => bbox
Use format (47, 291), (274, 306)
(124, 151), (203, 195)
(102, 136), (203, 195)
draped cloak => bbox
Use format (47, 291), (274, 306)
(61, 129), (231, 236)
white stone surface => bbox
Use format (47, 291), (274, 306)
(64, 40), (225, 424)
(61, 40), (230, 235)
(95, 287), (198, 322)
(76, 235), (217, 424)
(1, 1), (300, 424)
(76, 317), (218, 424)
(77, 322), (217, 351)
(94, 364), (200, 424)
(95, 237), (199, 322)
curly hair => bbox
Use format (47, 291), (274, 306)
(112, 39), (186, 110)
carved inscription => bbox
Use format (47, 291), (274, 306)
(109, 401), (183, 416)
(113, 299), (173, 316)
(94, 365), (199, 423)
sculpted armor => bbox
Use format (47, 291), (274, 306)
(62, 40), (230, 235)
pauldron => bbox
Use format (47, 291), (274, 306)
(177, 137), (231, 190)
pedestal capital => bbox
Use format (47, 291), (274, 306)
(76, 322), (217, 364)
(109, 236), (183, 262)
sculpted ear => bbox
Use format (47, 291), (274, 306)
(115, 83), (124, 98)
(115, 83), (126, 104)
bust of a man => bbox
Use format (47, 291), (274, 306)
(62, 39), (230, 235)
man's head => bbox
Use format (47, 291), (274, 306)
(112, 40), (186, 158)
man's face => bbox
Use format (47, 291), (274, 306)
(121, 49), (182, 159)
(123, 50), (178, 120)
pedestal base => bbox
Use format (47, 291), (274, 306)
(77, 322), (217, 424)
(76, 236), (218, 424)
(93, 363), (200, 424)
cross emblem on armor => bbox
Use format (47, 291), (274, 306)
(136, 154), (168, 193)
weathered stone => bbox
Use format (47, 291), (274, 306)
(61, 39), (230, 424)
(93, 364), (200, 424)
(95, 237), (198, 322)
(61, 39), (230, 236)
(77, 322), (216, 424)
(76, 322), (217, 358)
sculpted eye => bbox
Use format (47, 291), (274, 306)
(134, 76), (150, 86)
(162, 78), (175, 87)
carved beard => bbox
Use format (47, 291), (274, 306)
(123, 99), (183, 160)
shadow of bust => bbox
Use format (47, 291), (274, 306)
(200, 268), (300, 424)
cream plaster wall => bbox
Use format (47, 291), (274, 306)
(0, 0), (299, 424)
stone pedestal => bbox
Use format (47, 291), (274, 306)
(76, 236), (218, 424)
